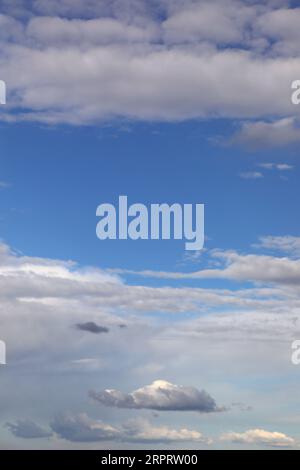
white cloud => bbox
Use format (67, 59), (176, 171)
(1, 239), (297, 366)
(121, 417), (211, 444)
(0, 236), (300, 448)
(258, 162), (294, 170)
(162, 0), (255, 45)
(231, 118), (300, 149)
(49, 413), (209, 444)
(256, 7), (300, 56)
(50, 413), (119, 442)
(255, 235), (300, 257)
(90, 379), (224, 412)
(239, 171), (263, 179)
(221, 428), (296, 448)
(114, 249), (300, 286)
(26, 16), (158, 45)
(0, 2), (300, 127)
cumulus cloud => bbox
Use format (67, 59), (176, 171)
(256, 7), (300, 56)
(0, 1), (299, 128)
(29, 0), (152, 20)
(231, 118), (300, 149)
(5, 420), (52, 439)
(90, 379), (224, 412)
(75, 322), (109, 334)
(50, 413), (210, 444)
(1, 235), (300, 448)
(50, 413), (119, 442)
(1, 238), (300, 397)
(221, 428), (296, 448)
(26, 16), (158, 45)
(162, 0), (255, 45)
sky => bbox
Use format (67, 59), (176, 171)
(0, 0), (300, 450)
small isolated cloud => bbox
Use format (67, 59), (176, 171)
(0, 181), (10, 189)
(75, 322), (109, 334)
(231, 402), (253, 412)
(239, 171), (263, 179)
(5, 420), (52, 439)
(50, 413), (209, 444)
(221, 428), (295, 448)
(90, 379), (224, 413)
(255, 235), (300, 257)
(258, 163), (294, 171)
(232, 118), (300, 149)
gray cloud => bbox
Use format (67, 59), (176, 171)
(255, 235), (300, 257)
(162, 0), (256, 45)
(5, 420), (52, 439)
(256, 7), (300, 56)
(0, 2), (299, 129)
(76, 322), (109, 334)
(231, 118), (300, 149)
(50, 413), (210, 444)
(2, 237), (300, 369)
(90, 379), (224, 412)
(50, 413), (119, 442)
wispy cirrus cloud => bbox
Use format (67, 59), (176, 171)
(0, 181), (10, 189)
(239, 171), (263, 180)
(258, 163), (294, 171)
(254, 235), (300, 257)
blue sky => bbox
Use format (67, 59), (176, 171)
(0, 0), (300, 451)
(1, 120), (299, 269)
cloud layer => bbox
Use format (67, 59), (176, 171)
(1, 236), (300, 449)
(0, 0), (299, 130)
(49, 414), (210, 444)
